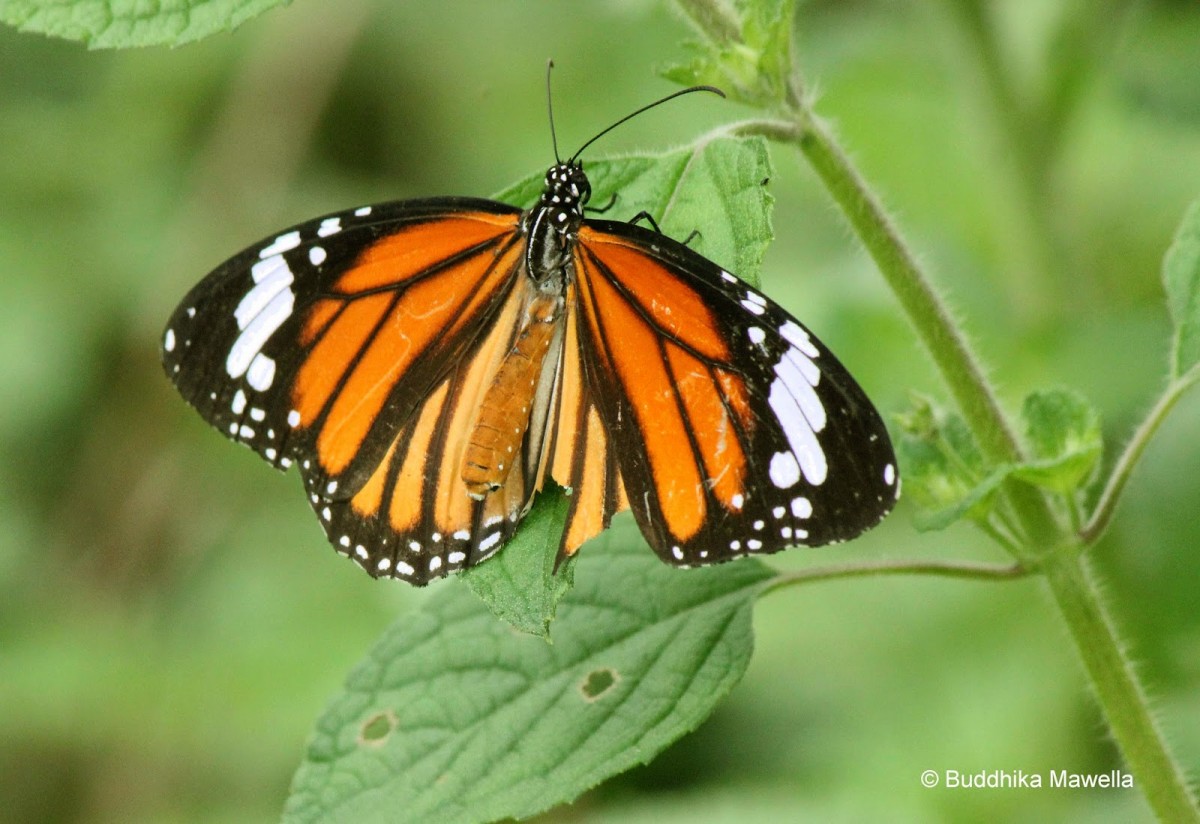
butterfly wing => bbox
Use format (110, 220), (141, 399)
(162, 198), (541, 581)
(543, 281), (631, 560)
(570, 220), (899, 566)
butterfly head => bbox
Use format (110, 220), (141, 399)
(539, 161), (591, 234)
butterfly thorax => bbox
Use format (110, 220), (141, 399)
(523, 162), (590, 289)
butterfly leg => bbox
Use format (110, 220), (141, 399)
(584, 193), (618, 214)
(629, 211), (701, 247)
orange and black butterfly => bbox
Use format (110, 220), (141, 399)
(162, 81), (898, 586)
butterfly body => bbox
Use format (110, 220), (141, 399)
(164, 147), (898, 586)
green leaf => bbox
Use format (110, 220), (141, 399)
(462, 485), (574, 639)
(895, 394), (1000, 531)
(0, 0), (289, 48)
(284, 523), (775, 824)
(1013, 388), (1102, 494)
(663, 0), (798, 107)
(1163, 197), (1200, 380)
(493, 134), (774, 287)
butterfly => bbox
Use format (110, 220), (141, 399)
(161, 78), (899, 586)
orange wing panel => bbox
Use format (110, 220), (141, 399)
(333, 215), (516, 294)
(293, 234), (522, 478)
(664, 343), (748, 512)
(580, 262), (707, 542)
(578, 228), (730, 363)
(293, 293), (393, 428)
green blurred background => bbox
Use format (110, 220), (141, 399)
(2, 1), (1198, 821)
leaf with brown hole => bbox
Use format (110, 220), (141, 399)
(283, 519), (774, 824)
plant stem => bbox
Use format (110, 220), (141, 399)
(1081, 373), (1200, 544)
(1041, 552), (1200, 821)
(763, 557), (1027, 596)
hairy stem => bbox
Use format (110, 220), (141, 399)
(1081, 372), (1200, 544)
(763, 558), (1027, 596)
(1042, 553), (1200, 821)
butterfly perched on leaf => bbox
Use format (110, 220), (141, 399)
(162, 81), (898, 586)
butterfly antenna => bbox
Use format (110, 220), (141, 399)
(546, 59), (562, 164)
(569, 85), (725, 163)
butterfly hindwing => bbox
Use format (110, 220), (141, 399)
(307, 274), (554, 582)
(572, 220), (899, 567)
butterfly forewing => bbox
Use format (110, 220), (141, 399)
(572, 221), (898, 567)
(162, 198), (524, 498)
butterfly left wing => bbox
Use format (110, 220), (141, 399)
(570, 220), (899, 567)
(162, 199), (553, 583)
(162, 198), (525, 496)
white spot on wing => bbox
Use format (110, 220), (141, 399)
(884, 463), (896, 486)
(259, 231), (301, 258)
(318, 217), (341, 237)
(309, 246), (327, 266)
(227, 288), (294, 379)
(237, 256), (293, 330)
(354, 206), (372, 216)
(246, 353), (276, 391)
(769, 451), (801, 488)
(740, 298), (765, 316)
(164, 329), (176, 352)
(768, 380), (827, 484)
(779, 320), (820, 359)
(776, 351), (826, 432)
(231, 389), (247, 415)
(791, 496), (813, 518)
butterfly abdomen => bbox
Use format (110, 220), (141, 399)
(463, 292), (562, 499)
